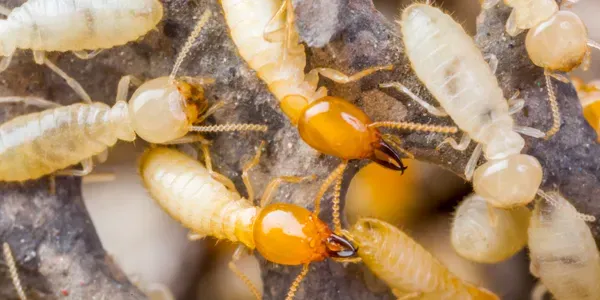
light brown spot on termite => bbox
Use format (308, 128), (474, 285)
(443, 58), (462, 95)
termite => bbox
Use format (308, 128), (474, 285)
(347, 218), (499, 299)
(0, 10), (266, 182)
(482, 0), (600, 138)
(140, 145), (358, 300)
(220, 0), (458, 229)
(380, 3), (544, 209)
(528, 191), (600, 300)
(0, 0), (164, 103)
(450, 193), (530, 264)
(573, 77), (600, 141)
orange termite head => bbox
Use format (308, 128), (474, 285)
(294, 96), (407, 172)
(253, 203), (357, 266)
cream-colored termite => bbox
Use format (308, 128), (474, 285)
(380, 3), (544, 209)
(2, 242), (27, 300)
(528, 191), (600, 300)
(0, 0), (164, 103)
(140, 145), (359, 300)
(450, 193), (530, 264)
(482, 0), (600, 138)
(220, 0), (458, 232)
(0, 10), (266, 183)
(346, 218), (499, 300)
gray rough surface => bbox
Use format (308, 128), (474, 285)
(0, 0), (597, 299)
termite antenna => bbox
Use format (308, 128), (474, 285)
(313, 162), (347, 215)
(332, 175), (343, 234)
(285, 264), (310, 300)
(536, 189), (596, 222)
(190, 124), (268, 133)
(169, 9), (212, 81)
(543, 70), (561, 139)
(369, 121), (458, 134)
(3, 243), (27, 300)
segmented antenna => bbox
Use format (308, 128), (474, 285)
(170, 9), (212, 80)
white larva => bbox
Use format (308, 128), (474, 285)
(382, 3), (544, 208)
(451, 193), (530, 263)
(528, 192), (600, 300)
(0, 0), (164, 102)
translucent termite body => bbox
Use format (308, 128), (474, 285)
(451, 193), (530, 263)
(140, 147), (358, 300)
(348, 218), (499, 299)
(0, 10), (266, 182)
(0, 0), (164, 103)
(383, 3), (543, 208)
(220, 0), (458, 229)
(528, 192), (600, 300)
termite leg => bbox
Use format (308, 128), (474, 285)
(95, 149), (109, 164)
(72, 50), (104, 60)
(3, 243), (27, 300)
(200, 143), (238, 193)
(179, 76), (216, 87)
(0, 4), (11, 15)
(260, 175), (315, 207)
(481, 0), (501, 9)
(195, 101), (225, 124)
(242, 141), (266, 204)
(116, 75), (143, 103)
(313, 162), (347, 215)
(308, 65), (393, 85)
(163, 134), (211, 145)
(582, 48), (592, 71)
(483, 54), (498, 75)
(529, 258), (541, 278)
(508, 93), (525, 115)
(56, 158), (94, 177)
(547, 71), (571, 83)
(0, 54), (13, 72)
(81, 173), (116, 184)
(531, 282), (548, 300)
(588, 40), (600, 51)
(0, 96), (61, 108)
(379, 82), (448, 117)
(263, 0), (288, 42)
(465, 143), (483, 180)
(436, 132), (471, 151)
(285, 264), (310, 300)
(543, 70), (562, 139)
(187, 232), (204, 241)
(33, 51), (92, 104)
(513, 126), (546, 139)
(228, 245), (262, 300)
(505, 9), (524, 37)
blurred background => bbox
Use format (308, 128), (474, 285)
(81, 0), (600, 299)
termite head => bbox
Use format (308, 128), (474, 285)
(253, 203), (358, 265)
(295, 96), (405, 171)
(128, 76), (202, 143)
(0, 21), (16, 56)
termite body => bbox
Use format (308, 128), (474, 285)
(220, 0), (458, 228)
(0, 10), (266, 182)
(450, 193), (530, 263)
(0, 0), (164, 103)
(349, 218), (498, 299)
(483, 0), (600, 138)
(140, 146), (357, 300)
(382, 3), (543, 208)
(528, 192), (600, 300)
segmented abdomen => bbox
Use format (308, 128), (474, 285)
(528, 194), (600, 300)
(9, 0), (163, 51)
(0, 103), (122, 181)
(351, 218), (498, 299)
(140, 147), (257, 249)
(401, 4), (510, 142)
(220, 0), (318, 103)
